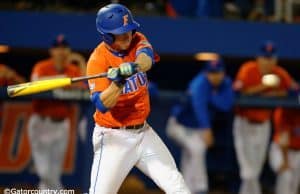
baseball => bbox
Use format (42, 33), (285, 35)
(262, 74), (280, 87)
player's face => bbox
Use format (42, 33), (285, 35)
(257, 56), (277, 74)
(206, 71), (225, 87)
(50, 47), (71, 70)
(112, 31), (133, 51)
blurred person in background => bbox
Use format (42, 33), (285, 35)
(166, 59), (235, 194)
(248, 0), (266, 20)
(68, 52), (86, 76)
(27, 34), (82, 190)
(235, 0), (275, 21)
(233, 40), (298, 194)
(269, 107), (300, 194)
(0, 63), (25, 86)
(0, 63), (25, 126)
(274, 0), (299, 22)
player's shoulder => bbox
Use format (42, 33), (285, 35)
(240, 60), (257, 70)
(135, 32), (148, 40)
(0, 64), (8, 71)
(87, 43), (106, 64)
(193, 72), (207, 83)
(132, 32), (151, 46)
(33, 58), (53, 70)
(0, 64), (13, 74)
(92, 42), (106, 56)
(189, 73), (207, 89)
(273, 65), (289, 75)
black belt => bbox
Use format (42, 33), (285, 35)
(40, 116), (65, 122)
(246, 119), (265, 124)
(289, 147), (300, 151)
(111, 123), (145, 130)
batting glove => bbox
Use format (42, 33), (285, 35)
(119, 62), (138, 77)
(107, 67), (126, 86)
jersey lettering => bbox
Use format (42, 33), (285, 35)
(122, 72), (148, 94)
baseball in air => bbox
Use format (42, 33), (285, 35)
(262, 74), (280, 87)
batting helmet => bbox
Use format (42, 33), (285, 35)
(96, 3), (140, 45)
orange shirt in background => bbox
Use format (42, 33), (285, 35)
(0, 64), (25, 119)
(0, 64), (24, 86)
(273, 108), (300, 150)
(87, 32), (159, 128)
(234, 60), (293, 122)
(31, 59), (81, 119)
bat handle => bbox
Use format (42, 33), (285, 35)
(71, 73), (107, 83)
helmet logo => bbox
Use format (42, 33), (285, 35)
(123, 14), (129, 26)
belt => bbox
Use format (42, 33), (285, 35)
(246, 118), (266, 124)
(111, 123), (145, 130)
(40, 115), (65, 122)
(289, 147), (300, 151)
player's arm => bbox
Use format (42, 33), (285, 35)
(99, 82), (123, 109)
(135, 52), (153, 72)
(275, 109), (290, 171)
(262, 89), (287, 97)
(90, 79), (123, 113)
(234, 64), (269, 95)
(211, 78), (235, 111)
(279, 135), (290, 172)
(87, 52), (124, 112)
(241, 84), (269, 95)
(277, 129), (290, 172)
(1, 66), (25, 84)
(190, 81), (214, 147)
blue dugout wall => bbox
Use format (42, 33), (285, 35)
(1, 11), (300, 58)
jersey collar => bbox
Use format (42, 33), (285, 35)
(105, 45), (128, 57)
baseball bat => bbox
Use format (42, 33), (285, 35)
(7, 72), (107, 97)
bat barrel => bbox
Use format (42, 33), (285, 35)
(7, 78), (72, 97)
(7, 72), (107, 97)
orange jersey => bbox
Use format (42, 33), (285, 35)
(31, 59), (81, 119)
(87, 32), (159, 128)
(234, 60), (293, 122)
(0, 64), (24, 86)
(273, 108), (300, 149)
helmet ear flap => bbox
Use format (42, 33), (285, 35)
(100, 32), (115, 45)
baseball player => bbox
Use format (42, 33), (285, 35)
(86, 3), (190, 194)
(0, 64), (25, 86)
(233, 41), (297, 194)
(269, 107), (300, 194)
(28, 35), (82, 190)
(0, 63), (25, 125)
(166, 59), (235, 194)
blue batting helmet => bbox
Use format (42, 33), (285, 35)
(96, 3), (140, 45)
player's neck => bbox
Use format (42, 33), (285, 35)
(53, 61), (66, 73)
(105, 44), (127, 57)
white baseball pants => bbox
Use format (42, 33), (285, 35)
(28, 114), (69, 190)
(269, 142), (300, 194)
(233, 116), (271, 194)
(89, 123), (190, 194)
(166, 117), (207, 193)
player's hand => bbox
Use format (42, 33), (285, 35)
(119, 62), (138, 77)
(201, 129), (214, 147)
(279, 160), (290, 173)
(107, 67), (126, 86)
